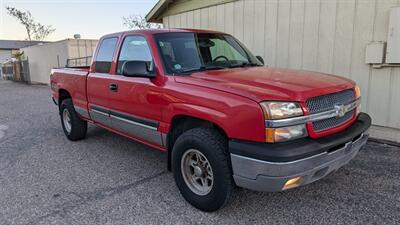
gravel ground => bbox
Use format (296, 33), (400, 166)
(0, 79), (399, 225)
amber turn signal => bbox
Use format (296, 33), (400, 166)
(283, 176), (303, 190)
(265, 125), (307, 143)
(355, 85), (361, 99)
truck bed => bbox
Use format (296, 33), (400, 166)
(53, 67), (90, 72)
(51, 67), (89, 116)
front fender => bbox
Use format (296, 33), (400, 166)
(162, 102), (265, 142)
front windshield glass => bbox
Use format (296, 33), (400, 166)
(154, 32), (262, 75)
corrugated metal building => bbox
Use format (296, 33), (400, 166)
(146, 0), (400, 142)
(21, 39), (98, 84)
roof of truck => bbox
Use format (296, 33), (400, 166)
(102, 28), (225, 38)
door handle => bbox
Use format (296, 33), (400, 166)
(109, 83), (118, 92)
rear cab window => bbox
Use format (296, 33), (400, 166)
(94, 37), (118, 73)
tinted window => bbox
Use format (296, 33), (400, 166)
(154, 32), (262, 75)
(95, 37), (118, 73)
(208, 36), (248, 61)
(117, 36), (152, 74)
(156, 33), (202, 74)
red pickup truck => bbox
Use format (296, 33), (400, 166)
(51, 29), (371, 211)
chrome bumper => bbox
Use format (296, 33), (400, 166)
(231, 132), (369, 192)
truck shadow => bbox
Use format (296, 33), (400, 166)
(68, 127), (399, 223)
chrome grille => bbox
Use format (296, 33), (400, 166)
(306, 89), (355, 132)
(312, 110), (354, 132)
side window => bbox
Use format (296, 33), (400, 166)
(94, 37), (118, 73)
(117, 36), (152, 74)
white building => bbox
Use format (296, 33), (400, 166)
(0, 40), (44, 76)
(21, 39), (98, 84)
(146, 0), (400, 143)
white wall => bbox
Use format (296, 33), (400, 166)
(21, 39), (98, 84)
(162, 0), (400, 141)
(22, 41), (69, 84)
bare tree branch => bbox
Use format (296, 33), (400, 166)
(5, 6), (55, 41)
(122, 15), (162, 30)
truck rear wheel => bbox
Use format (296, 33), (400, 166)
(60, 99), (87, 141)
(172, 128), (233, 211)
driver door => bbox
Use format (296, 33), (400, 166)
(106, 35), (163, 146)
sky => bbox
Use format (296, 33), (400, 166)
(0, 0), (159, 41)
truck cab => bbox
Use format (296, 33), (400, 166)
(51, 29), (371, 211)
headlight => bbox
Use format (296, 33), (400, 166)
(266, 124), (308, 143)
(260, 102), (303, 119)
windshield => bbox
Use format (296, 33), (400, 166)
(154, 32), (263, 75)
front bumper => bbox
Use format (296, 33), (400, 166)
(230, 113), (371, 192)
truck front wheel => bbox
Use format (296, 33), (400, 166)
(60, 99), (87, 141)
(172, 128), (233, 211)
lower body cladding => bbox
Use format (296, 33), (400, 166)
(230, 113), (371, 192)
(88, 105), (165, 147)
(110, 111), (162, 145)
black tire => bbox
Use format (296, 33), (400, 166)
(172, 128), (234, 212)
(60, 99), (87, 141)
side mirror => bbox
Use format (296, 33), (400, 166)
(122, 60), (156, 78)
(256, 56), (264, 65)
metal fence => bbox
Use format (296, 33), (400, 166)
(1, 60), (30, 82)
(66, 56), (92, 67)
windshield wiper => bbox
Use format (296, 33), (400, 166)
(178, 65), (226, 73)
(229, 62), (260, 68)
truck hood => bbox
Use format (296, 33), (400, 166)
(174, 67), (355, 102)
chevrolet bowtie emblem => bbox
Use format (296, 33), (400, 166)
(334, 104), (346, 118)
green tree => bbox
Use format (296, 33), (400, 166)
(123, 15), (162, 29)
(5, 6), (55, 41)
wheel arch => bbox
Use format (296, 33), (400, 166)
(58, 89), (72, 104)
(166, 114), (229, 171)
